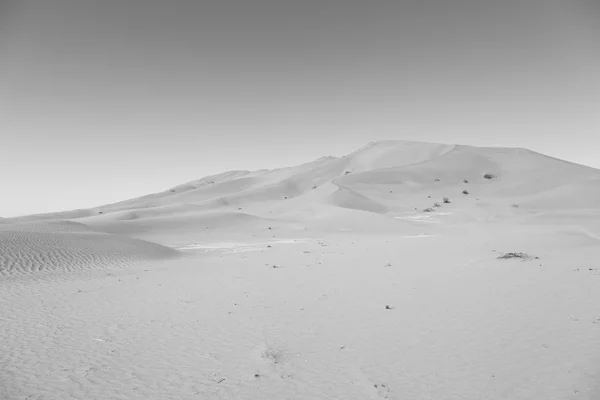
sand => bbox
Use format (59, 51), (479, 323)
(1, 140), (599, 399)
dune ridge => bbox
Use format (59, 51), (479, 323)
(7, 140), (598, 225)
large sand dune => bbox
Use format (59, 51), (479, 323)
(9, 141), (599, 229)
(1, 140), (599, 399)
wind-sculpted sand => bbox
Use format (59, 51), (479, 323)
(1, 140), (599, 399)
(0, 222), (179, 278)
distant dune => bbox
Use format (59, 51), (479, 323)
(6, 140), (598, 225)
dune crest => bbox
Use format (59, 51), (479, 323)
(4, 140), (599, 238)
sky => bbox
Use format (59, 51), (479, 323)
(1, 0), (599, 217)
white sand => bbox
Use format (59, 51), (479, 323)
(1, 140), (599, 399)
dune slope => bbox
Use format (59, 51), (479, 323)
(6, 140), (599, 230)
(0, 221), (179, 277)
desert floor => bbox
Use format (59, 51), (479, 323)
(2, 216), (600, 400)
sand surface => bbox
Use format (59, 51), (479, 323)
(1, 140), (599, 399)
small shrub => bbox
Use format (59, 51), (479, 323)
(422, 207), (435, 212)
(344, 170), (351, 175)
(483, 173), (496, 180)
(497, 252), (537, 261)
(443, 197), (451, 204)
(433, 202), (442, 207)
(434, 178), (441, 182)
(462, 189), (469, 195)
(511, 204), (519, 208)
(463, 179), (469, 183)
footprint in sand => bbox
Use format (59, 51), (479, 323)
(373, 383), (390, 399)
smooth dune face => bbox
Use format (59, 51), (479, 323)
(1, 140), (600, 399)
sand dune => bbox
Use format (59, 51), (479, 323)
(0, 221), (179, 277)
(2, 140), (599, 399)
(8, 140), (598, 228)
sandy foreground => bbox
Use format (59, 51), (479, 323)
(1, 141), (600, 399)
(1, 221), (599, 400)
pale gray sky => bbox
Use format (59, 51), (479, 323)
(1, 0), (599, 217)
